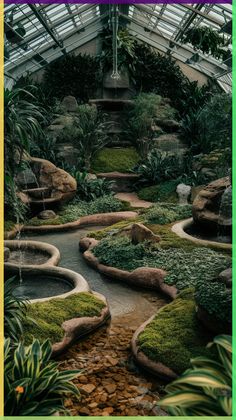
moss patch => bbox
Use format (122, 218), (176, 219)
(138, 180), (179, 203)
(88, 217), (141, 240)
(137, 289), (214, 374)
(91, 147), (140, 173)
(23, 292), (105, 345)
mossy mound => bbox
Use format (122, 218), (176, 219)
(91, 147), (140, 173)
(137, 289), (214, 374)
(138, 180), (179, 203)
(88, 217), (141, 240)
(23, 292), (105, 345)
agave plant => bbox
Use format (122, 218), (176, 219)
(4, 338), (80, 416)
(4, 277), (28, 343)
(157, 335), (232, 416)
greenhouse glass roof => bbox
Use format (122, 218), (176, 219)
(4, 3), (232, 91)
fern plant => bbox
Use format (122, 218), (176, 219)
(157, 335), (232, 416)
(4, 277), (28, 343)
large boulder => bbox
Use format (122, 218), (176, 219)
(192, 177), (231, 230)
(30, 157), (76, 197)
(131, 223), (160, 245)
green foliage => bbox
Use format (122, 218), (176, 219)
(43, 53), (100, 102)
(4, 277), (28, 343)
(100, 27), (136, 72)
(91, 147), (140, 173)
(138, 180), (179, 203)
(145, 203), (192, 225)
(158, 335), (232, 416)
(26, 195), (125, 226)
(5, 174), (27, 222)
(135, 150), (183, 185)
(198, 93), (232, 153)
(4, 87), (44, 177)
(4, 337), (80, 416)
(72, 172), (114, 201)
(68, 104), (110, 170)
(181, 26), (231, 60)
(93, 236), (230, 289)
(30, 134), (58, 165)
(93, 236), (148, 272)
(23, 292), (105, 344)
(137, 289), (214, 374)
(195, 279), (232, 323)
(124, 94), (176, 158)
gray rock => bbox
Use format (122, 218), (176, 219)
(37, 210), (57, 220)
(61, 96), (78, 112)
(218, 267), (232, 287)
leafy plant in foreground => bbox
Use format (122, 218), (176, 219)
(4, 338), (80, 416)
(4, 277), (28, 343)
(157, 335), (232, 416)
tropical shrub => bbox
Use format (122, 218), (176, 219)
(30, 134), (58, 165)
(157, 335), (232, 416)
(69, 104), (110, 170)
(195, 279), (232, 323)
(181, 26), (231, 60)
(43, 53), (100, 102)
(73, 171), (114, 201)
(134, 150), (183, 185)
(4, 87), (44, 177)
(4, 277), (28, 343)
(124, 93), (176, 158)
(4, 338), (80, 416)
(198, 93), (232, 152)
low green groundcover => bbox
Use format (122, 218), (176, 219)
(138, 180), (179, 203)
(26, 195), (126, 226)
(137, 289), (214, 374)
(91, 147), (140, 173)
(23, 292), (105, 345)
(144, 203), (192, 224)
(93, 236), (230, 290)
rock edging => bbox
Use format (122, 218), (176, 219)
(131, 314), (178, 381)
(52, 292), (111, 357)
(79, 237), (177, 299)
(9, 211), (138, 235)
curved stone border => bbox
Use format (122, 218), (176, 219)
(7, 211), (138, 236)
(52, 291), (111, 357)
(172, 218), (232, 251)
(5, 265), (90, 303)
(4, 240), (60, 271)
(131, 314), (178, 381)
(79, 237), (177, 299)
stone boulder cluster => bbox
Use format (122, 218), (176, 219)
(192, 176), (231, 232)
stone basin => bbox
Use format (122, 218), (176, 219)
(22, 187), (51, 199)
(5, 265), (90, 303)
(4, 240), (60, 272)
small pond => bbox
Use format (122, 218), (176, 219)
(12, 275), (73, 300)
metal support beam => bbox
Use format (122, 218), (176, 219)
(174, 4), (204, 42)
(28, 4), (65, 52)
